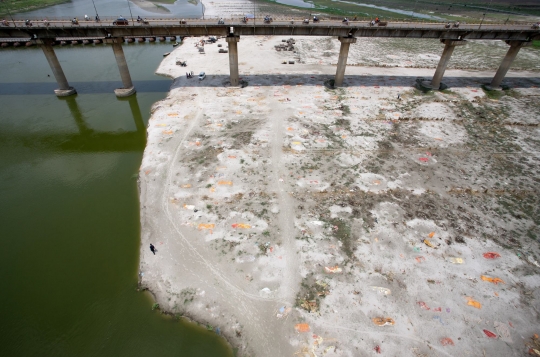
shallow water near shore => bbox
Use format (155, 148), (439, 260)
(0, 42), (232, 357)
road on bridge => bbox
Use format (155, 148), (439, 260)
(3, 17), (539, 32)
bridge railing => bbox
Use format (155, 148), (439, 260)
(5, 15), (533, 25)
(5, 17), (537, 29)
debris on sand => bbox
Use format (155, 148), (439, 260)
(466, 297), (482, 309)
(371, 286), (391, 295)
(440, 337), (455, 346)
(480, 275), (505, 285)
(295, 323), (310, 332)
(372, 317), (395, 326)
(483, 252), (501, 259)
(324, 266), (342, 274)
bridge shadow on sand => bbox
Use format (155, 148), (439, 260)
(170, 74), (540, 90)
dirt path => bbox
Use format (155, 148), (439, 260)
(268, 88), (301, 303)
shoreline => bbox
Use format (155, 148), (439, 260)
(130, 0), (171, 14)
(140, 35), (540, 356)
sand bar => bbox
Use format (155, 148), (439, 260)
(139, 34), (540, 356)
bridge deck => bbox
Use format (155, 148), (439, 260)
(1, 19), (539, 42)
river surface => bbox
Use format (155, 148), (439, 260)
(0, 15), (232, 357)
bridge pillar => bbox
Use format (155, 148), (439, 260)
(487, 40), (531, 90)
(335, 37), (357, 87)
(105, 38), (136, 97)
(226, 35), (240, 86)
(38, 39), (76, 97)
(422, 39), (466, 90)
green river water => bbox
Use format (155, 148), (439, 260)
(0, 42), (232, 356)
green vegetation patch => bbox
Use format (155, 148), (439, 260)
(296, 273), (330, 313)
(328, 218), (354, 259)
(0, 0), (70, 17)
(152, 0), (177, 4)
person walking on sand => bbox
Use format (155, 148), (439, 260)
(150, 243), (156, 255)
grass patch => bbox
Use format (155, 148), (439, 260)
(481, 87), (506, 100)
(480, 85), (517, 100)
(180, 288), (196, 305)
(0, 0), (69, 16)
(295, 274), (330, 313)
(328, 218), (354, 259)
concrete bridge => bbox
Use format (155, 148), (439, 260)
(1, 18), (539, 96)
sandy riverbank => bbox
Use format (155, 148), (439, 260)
(139, 35), (540, 356)
(131, 0), (171, 14)
(202, 0), (257, 18)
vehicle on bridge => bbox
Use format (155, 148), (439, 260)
(136, 16), (149, 24)
(370, 20), (387, 27)
(313, 16), (320, 23)
(71, 18), (79, 25)
(25, 19), (33, 27)
(218, 18), (225, 25)
(113, 17), (129, 26)
(1, 19), (10, 27)
(303, 18), (309, 24)
(534, 22), (540, 29)
(264, 16), (273, 24)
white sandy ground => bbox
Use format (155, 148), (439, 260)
(139, 34), (540, 357)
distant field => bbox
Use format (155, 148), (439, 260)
(259, 0), (540, 22)
(0, 0), (69, 17)
(150, 0), (177, 4)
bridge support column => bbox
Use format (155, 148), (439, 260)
(487, 40), (530, 90)
(105, 38), (136, 97)
(421, 39), (466, 90)
(38, 39), (76, 97)
(335, 37), (357, 87)
(226, 35), (240, 86)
